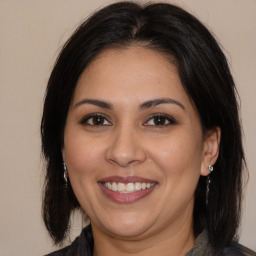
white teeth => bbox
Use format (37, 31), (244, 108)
(135, 182), (142, 191)
(112, 182), (118, 192)
(142, 183), (147, 189)
(107, 182), (112, 190)
(103, 182), (154, 193)
(126, 183), (135, 192)
(117, 182), (125, 192)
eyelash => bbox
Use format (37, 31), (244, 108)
(79, 113), (176, 127)
(144, 113), (176, 127)
(80, 113), (112, 126)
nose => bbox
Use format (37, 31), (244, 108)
(105, 126), (147, 167)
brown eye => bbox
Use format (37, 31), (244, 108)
(80, 114), (111, 126)
(153, 116), (168, 125)
(91, 116), (105, 125)
(144, 114), (176, 127)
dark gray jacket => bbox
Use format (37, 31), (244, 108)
(45, 225), (256, 256)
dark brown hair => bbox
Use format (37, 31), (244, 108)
(41, 2), (245, 253)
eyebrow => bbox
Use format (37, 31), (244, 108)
(74, 97), (185, 111)
(74, 98), (113, 109)
(139, 98), (185, 110)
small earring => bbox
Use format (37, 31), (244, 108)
(208, 164), (213, 173)
(63, 162), (68, 187)
(206, 164), (213, 205)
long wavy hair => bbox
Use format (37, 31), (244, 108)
(41, 2), (245, 253)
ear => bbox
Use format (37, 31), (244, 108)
(200, 126), (221, 176)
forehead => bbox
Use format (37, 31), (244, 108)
(75, 47), (184, 96)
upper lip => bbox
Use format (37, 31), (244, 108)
(98, 176), (156, 184)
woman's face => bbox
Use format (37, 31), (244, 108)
(63, 46), (217, 240)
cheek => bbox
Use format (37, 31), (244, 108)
(64, 130), (105, 180)
(147, 130), (203, 180)
(63, 131), (107, 212)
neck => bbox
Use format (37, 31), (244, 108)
(92, 215), (195, 256)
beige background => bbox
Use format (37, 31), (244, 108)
(0, 0), (255, 255)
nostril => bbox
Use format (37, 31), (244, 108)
(106, 144), (147, 167)
(107, 155), (140, 167)
(105, 129), (147, 166)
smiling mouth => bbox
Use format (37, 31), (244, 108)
(98, 176), (157, 203)
(102, 182), (155, 193)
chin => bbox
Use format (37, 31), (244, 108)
(107, 224), (150, 239)
(99, 213), (153, 239)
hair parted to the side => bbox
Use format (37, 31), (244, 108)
(41, 1), (245, 253)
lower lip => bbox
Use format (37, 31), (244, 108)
(99, 183), (156, 204)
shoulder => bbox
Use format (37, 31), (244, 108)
(187, 230), (255, 256)
(44, 237), (80, 256)
(222, 242), (256, 256)
(44, 225), (94, 256)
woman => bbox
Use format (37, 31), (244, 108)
(41, 2), (255, 255)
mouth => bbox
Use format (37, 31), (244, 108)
(102, 181), (154, 193)
(98, 176), (157, 203)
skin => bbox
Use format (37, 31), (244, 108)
(63, 46), (220, 256)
